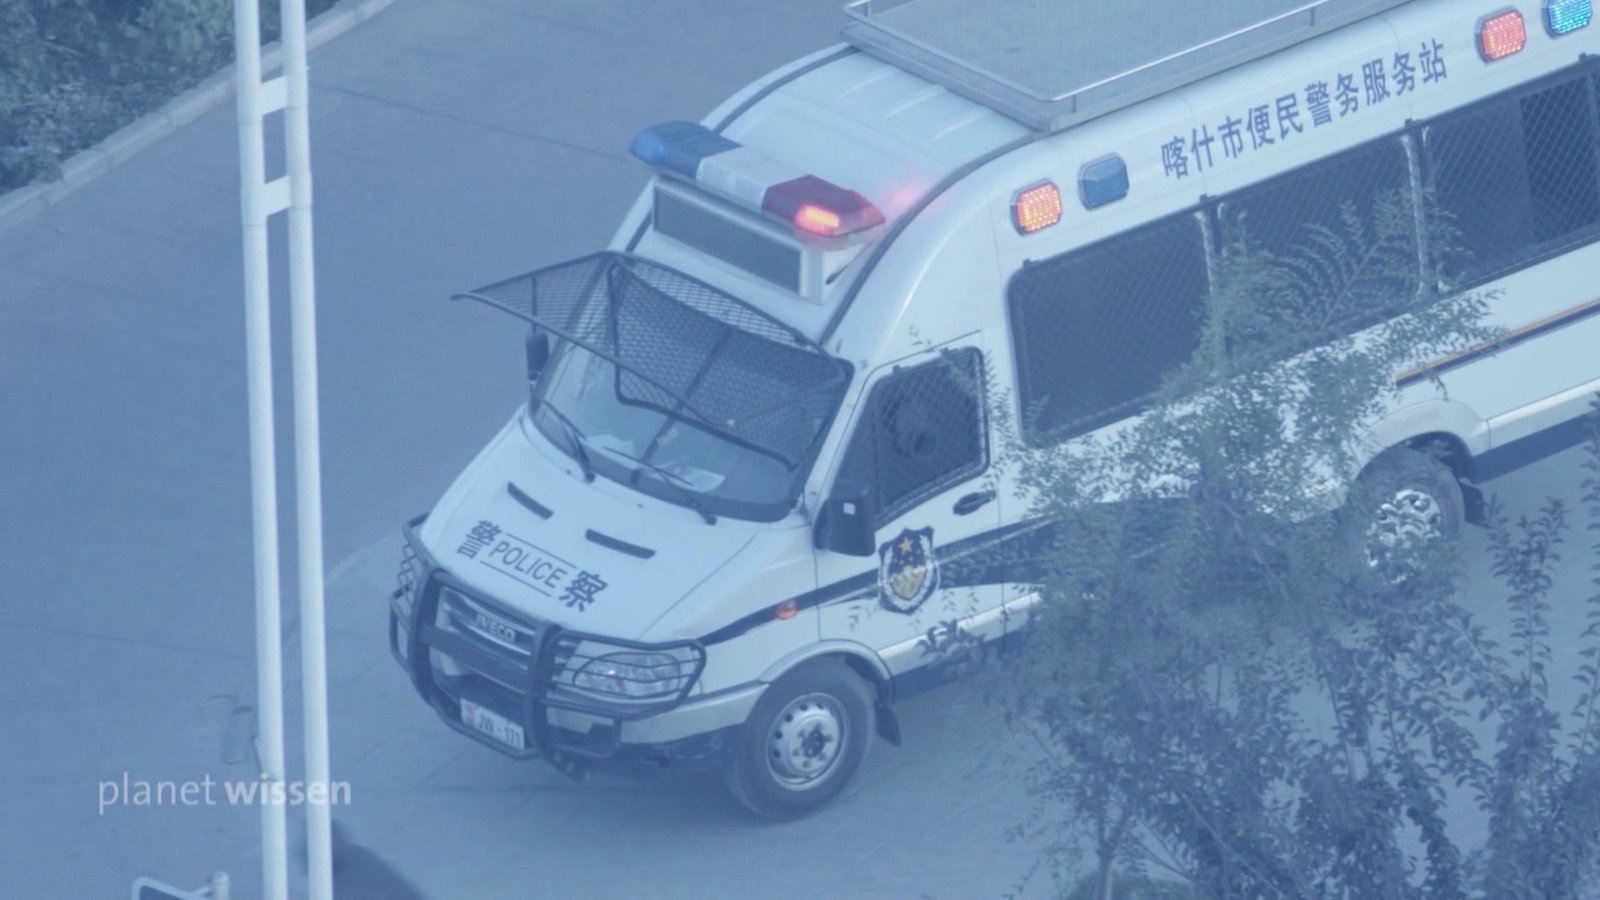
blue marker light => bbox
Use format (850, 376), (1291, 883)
(1545, 0), (1592, 35)
(1078, 155), (1129, 210)
(628, 121), (740, 179)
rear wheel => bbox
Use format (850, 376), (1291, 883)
(725, 659), (875, 820)
(1346, 446), (1465, 575)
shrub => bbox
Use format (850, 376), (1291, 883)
(0, 0), (336, 193)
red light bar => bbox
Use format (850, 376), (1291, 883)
(795, 204), (842, 235)
(761, 175), (885, 240)
(1478, 9), (1528, 60)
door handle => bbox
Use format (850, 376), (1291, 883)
(953, 490), (995, 516)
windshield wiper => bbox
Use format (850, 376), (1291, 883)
(648, 467), (718, 525)
(537, 402), (594, 482)
(602, 446), (717, 525)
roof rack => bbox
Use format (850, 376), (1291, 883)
(841, 0), (1417, 133)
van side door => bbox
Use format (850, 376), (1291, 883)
(815, 336), (1004, 698)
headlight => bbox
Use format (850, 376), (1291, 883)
(575, 653), (685, 699)
(559, 641), (704, 707)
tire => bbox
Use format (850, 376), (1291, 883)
(1345, 446), (1465, 575)
(724, 659), (876, 820)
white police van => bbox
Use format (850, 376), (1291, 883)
(391, 0), (1600, 817)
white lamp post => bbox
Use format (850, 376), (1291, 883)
(232, 2), (334, 897)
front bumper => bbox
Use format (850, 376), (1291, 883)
(389, 516), (761, 775)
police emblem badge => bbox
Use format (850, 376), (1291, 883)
(878, 527), (939, 614)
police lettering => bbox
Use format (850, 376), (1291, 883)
(487, 541), (568, 589)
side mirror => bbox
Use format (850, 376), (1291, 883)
(526, 328), (551, 380)
(815, 479), (875, 557)
(526, 329), (551, 405)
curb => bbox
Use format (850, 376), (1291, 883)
(0, 0), (400, 234)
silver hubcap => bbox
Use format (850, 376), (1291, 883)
(1366, 487), (1443, 565)
(766, 693), (847, 789)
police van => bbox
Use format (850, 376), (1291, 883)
(390, 0), (1600, 818)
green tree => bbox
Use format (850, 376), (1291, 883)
(1004, 193), (1600, 897)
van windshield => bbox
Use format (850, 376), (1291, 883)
(460, 252), (851, 521)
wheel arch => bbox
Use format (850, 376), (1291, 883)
(1359, 398), (1486, 480)
(756, 641), (900, 746)
(1387, 431), (1475, 480)
(758, 640), (891, 697)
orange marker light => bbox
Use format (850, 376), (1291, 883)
(1012, 181), (1063, 234)
(775, 599), (798, 620)
(1478, 9), (1527, 60)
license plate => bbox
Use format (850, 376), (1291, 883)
(460, 698), (526, 750)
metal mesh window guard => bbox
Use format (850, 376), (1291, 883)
(1007, 61), (1600, 450)
(1009, 214), (1210, 444)
(1424, 67), (1600, 284)
(838, 348), (986, 520)
(1218, 138), (1419, 346)
(461, 252), (849, 471)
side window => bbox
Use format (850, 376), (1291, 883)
(1218, 138), (1417, 336)
(1009, 213), (1209, 444)
(837, 349), (986, 521)
(1424, 71), (1600, 283)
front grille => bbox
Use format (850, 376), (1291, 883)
(433, 672), (524, 719)
(427, 583), (548, 701)
(437, 585), (540, 657)
(416, 578), (701, 722)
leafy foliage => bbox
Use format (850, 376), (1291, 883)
(0, 0), (336, 193)
(1004, 193), (1600, 897)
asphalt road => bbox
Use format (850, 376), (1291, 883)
(3, 1), (1598, 898)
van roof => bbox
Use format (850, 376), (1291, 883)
(842, 0), (1416, 132)
(724, 51), (1028, 214)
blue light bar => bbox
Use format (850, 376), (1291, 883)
(628, 121), (740, 179)
(1545, 0), (1592, 34)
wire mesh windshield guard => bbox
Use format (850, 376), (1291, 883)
(452, 252), (851, 470)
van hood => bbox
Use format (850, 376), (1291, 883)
(418, 413), (757, 641)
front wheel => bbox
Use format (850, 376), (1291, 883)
(1345, 445), (1465, 576)
(724, 659), (876, 820)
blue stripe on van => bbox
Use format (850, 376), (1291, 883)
(696, 412), (1598, 647)
(1476, 411), (1598, 482)
(698, 519), (1040, 646)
